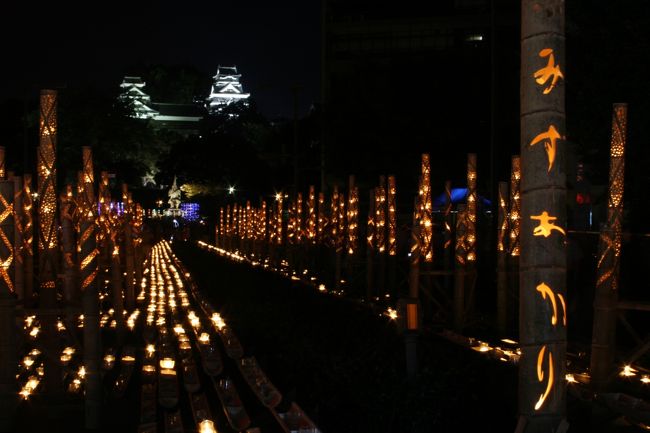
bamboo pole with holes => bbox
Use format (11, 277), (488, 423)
(497, 182), (509, 334)
(590, 103), (628, 391)
(13, 177), (24, 301)
(23, 175), (34, 306)
(0, 180), (16, 432)
(122, 184), (135, 310)
(38, 90), (63, 396)
(78, 154), (101, 428)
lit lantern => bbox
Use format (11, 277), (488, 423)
(160, 358), (175, 370)
(418, 155), (433, 262)
(337, 192), (345, 253)
(276, 194), (283, 245)
(307, 186), (316, 243)
(398, 298), (420, 332)
(287, 199), (295, 245)
(259, 200), (267, 242)
(519, 1), (567, 424)
(375, 184), (386, 254)
(330, 186), (339, 246)
(346, 181), (359, 255)
(387, 175), (397, 256)
(317, 192), (326, 244)
(245, 200), (252, 240)
(465, 154), (477, 262)
(497, 183), (509, 253)
(37, 90), (58, 288)
(509, 156), (521, 257)
(295, 192), (303, 243)
(198, 420), (217, 433)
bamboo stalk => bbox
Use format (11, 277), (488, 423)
(519, 0), (567, 427)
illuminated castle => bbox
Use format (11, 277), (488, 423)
(118, 76), (159, 119)
(118, 65), (250, 127)
(206, 66), (250, 114)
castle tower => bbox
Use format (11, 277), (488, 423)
(206, 66), (250, 114)
(118, 76), (159, 119)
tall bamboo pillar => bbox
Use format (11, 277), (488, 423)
(346, 177), (359, 293)
(375, 178), (386, 296)
(465, 154), (478, 318)
(0, 180), (16, 432)
(387, 175), (397, 297)
(590, 103), (627, 391)
(405, 197), (421, 378)
(23, 175), (34, 306)
(518, 1), (567, 430)
(38, 90), (63, 395)
(122, 184), (135, 310)
(509, 156), (522, 321)
(419, 156), (433, 264)
(336, 191), (345, 288)
(13, 177), (24, 301)
(453, 204), (467, 331)
(497, 182), (510, 334)
(226, 204), (232, 251)
(443, 181), (453, 291)
(329, 187), (340, 289)
(275, 194), (283, 267)
(78, 154), (101, 429)
(219, 207), (224, 248)
(61, 185), (76, 305)
(366, 189), (375, 299)
(101, 173), (124, 345)
(305, 186), (315, 274)
(133, 203), (143, 292)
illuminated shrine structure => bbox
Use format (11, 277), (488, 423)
(206, 66), (250, 114)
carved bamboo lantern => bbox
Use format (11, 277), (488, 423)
(13, 177), (24, 300)
(317, 192), (326, 244)
(22, 175), (34, 304)
(78, 149), (101, 428)
(346, 178), (358, 255)
(38, 90), (63, 395)
(590, 103), (628, 391)
(509, 156), (521, 257)
(497, 182), (509, 333)
(419, 154), (433, 262)
(466, 154), (477, 263)
(307, 186), (316, 244)
(0, 179), (16, 431)
(519, 0), (567, 427)
(387, 175), (397, 257)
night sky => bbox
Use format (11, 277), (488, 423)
(2, 1), (321, 118)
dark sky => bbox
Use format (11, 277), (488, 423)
(1, 1), (321, 118)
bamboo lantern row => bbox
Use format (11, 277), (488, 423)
(0, 91), (145, 430)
